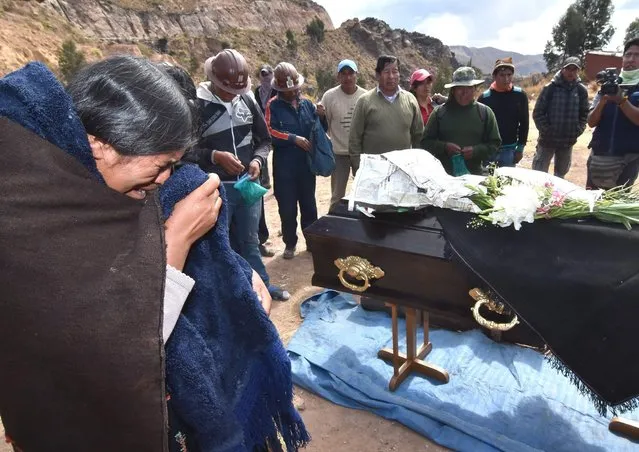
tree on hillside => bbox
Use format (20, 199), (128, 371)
(306, 17), (325, 44)
(543, 0), (614, 72)
(315, 66), (334, 98)
(58, 40), (86, 83)
(626, 18), (639, 43)
(286, 29), (298, 52)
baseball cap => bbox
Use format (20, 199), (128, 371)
(337, 59), (358, 73)
(410, 69), (432, 86)
(562, 56), (581, 70)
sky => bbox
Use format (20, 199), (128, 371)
(313, 0), (639, 55)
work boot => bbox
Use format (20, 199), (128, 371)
(259, 244), (275, 257)
(283, 247), (296, 260)
(268, 284), (290, 301)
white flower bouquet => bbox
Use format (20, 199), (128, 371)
(466, 167), (639, 230)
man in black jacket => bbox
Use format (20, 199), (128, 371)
(478, 57), (529, 167)
(188, 49), (289, 301)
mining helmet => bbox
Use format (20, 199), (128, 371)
(204, 49), (251, 95)
(271, 62), (305, 92)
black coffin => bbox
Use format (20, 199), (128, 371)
(304, 203), (544, 347)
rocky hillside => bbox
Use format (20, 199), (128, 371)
(450, 45), (546, 76)
(42, 0), (333, 40)
(0, 0), (456, 97)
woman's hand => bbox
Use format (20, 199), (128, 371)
(445, 142), (462, 156)
(165, 174), (222, 271)
(252, 270), (272, 316)
(295, 136), (311, 152)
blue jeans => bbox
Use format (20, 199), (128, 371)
(223, 183), (269, 285)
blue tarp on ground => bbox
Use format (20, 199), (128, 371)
(287, 290), (639, 452)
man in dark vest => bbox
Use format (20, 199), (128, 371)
(188, 49), (289, 301)
(586, 36), (639, 189)
(478, 57), (529, 167)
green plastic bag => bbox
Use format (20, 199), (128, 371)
(451, 154), (470, 176)
(233, 173), (268, 206)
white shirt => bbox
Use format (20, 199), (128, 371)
(163, 265), (195, 343)
(376, 85), (401, 103)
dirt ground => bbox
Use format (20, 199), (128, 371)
(0, 106), (594, 452)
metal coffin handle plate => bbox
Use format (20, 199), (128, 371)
(334, 256), (385, 293)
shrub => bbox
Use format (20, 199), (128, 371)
(285, 29), (297, 52)
(58, 40), (86, 83)
(306, 17), (325, 44)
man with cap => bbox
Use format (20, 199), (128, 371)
(253, 64), (278, 257)
(421, 66), (501, 175)
(188, 49), (290, 301)
(477, 57), (529, 167)
(586, 36), (639, 189)
(349, 55), (424, 174)
(264, 62), (318, 260)
(409, 68), (447, 125)
(532, 56), (589, 178)
(316, 59), (366, 210)
(254, 64), (278, 114)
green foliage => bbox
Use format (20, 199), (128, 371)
(543, 0), (614, 72)
(625, 18), (639, 44)
(58, 40), (86, 83)
(315, 66), (334, 98)
(189, 54), (199, 76)
(306, 17), (325, 44)
(286, 29), (298, 52)
(432, 64), (452, 96)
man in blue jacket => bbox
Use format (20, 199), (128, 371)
(264, 62), (317, 260)
(189, 49), (289, 300)
(586, 37), (639, 189)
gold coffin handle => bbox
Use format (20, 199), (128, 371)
(469, 288), (520, 332)
(334, 256), (385, 293)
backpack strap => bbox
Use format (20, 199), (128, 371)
(513, 86), (522, 93)
(476, 102), (489, 143)
(240, 93), (261, 119)
(436, 103), (447, 120)
(481, 89), (491, 98)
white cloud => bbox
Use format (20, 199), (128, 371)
(611, 6), (639, 50)
(474, 0), (573, 54)
(313, 0), (396, 27)
(414, 13), (469, 46)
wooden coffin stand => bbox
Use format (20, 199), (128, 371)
(305, 204), (639, 440)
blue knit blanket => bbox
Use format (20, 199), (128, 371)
(160, 166), (309, 451)
(1, 61), (309, 451)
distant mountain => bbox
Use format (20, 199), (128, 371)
(449, 46), (546, 76)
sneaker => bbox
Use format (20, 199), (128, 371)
(283, 247), (295, 260)
(268, 285), (290, 301)
(259, 244), (275, 257)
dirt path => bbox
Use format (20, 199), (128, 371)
(0, 105), (593, 452)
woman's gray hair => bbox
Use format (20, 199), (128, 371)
(67, 55), (196, 156)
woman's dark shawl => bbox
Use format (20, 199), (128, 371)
(0, 63), (168, 450)
(160, 165), (310, 451)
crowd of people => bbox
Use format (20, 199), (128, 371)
(1, 35), (639, 451)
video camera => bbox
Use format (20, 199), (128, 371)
(595, 67), (623, 95)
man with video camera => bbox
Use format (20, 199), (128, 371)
(587, 37), (639, 189)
